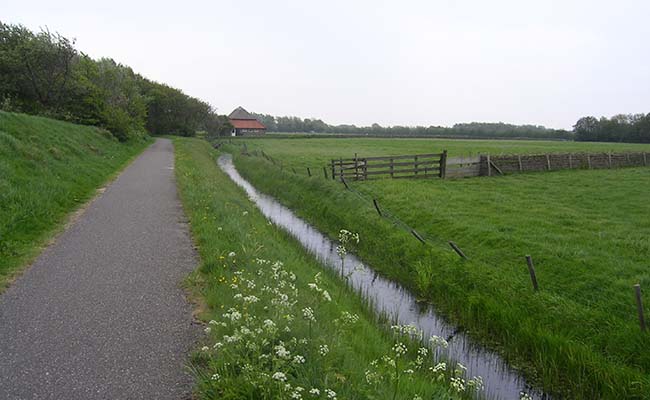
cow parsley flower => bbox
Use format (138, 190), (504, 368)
(292, 355), (306, 364)
(302, 307), (316, 322)
(429, 335), (448, 349)
(272, 372), (287, 382)
(319, 344), (329, 356)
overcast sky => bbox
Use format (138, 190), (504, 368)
(4, 0), (650, 129)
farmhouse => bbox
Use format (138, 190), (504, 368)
(228, 106), (266, 136)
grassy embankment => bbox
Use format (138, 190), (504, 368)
(172, 137), (487, 400)
(0, 111), (150, 290)
(230, 137), (650, 399)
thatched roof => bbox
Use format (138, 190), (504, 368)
(228, 106), (256, 120)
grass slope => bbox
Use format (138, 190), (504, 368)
(172, 137), (486, 400)
(0, 111), (150, 290)
(230, 138), (650, 399)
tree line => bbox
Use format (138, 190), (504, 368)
(253, 113), (573, 140)
(0, 22), (230, 141)
(574, 114), (650, 143)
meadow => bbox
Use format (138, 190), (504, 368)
(229, 137), (650, 399)
(172, 137), (482, 399)
(0, 112), (149, 290)
(234, 136), (650, 171)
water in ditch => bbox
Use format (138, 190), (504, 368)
(218, 154), (545, 400)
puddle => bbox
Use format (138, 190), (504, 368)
(219, 154), (546, 400)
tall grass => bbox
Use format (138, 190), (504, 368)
(0, 111), (150, 289)
(172, 138), (488, 400)
(231, 140), (650, 399)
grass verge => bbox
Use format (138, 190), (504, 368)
(172, 137), (488, 400)
(231, 145), (650, 399)
(0, 111), (150, 290)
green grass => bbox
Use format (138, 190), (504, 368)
(228, 137), (650, 399)
(230, 137), (650, 172)
(0, 111), (150, 290)
(172, 137), (488, 400)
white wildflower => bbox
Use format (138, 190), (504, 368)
(211, 373), (220, 381)
(450, 377), (465, 393)
(309, 388), (321, 396)
(429, 335), (448, 349)
(302, 307), (316, 322)
(275, 345), (291, 359)
(319, 344), (329, 356)
(228, 251), (236, 257)
(272, 372), (287, 382)
(393, 342), (407, 357)
(292, 355), (306, 364)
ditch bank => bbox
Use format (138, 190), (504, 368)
(218, 154), (546, 400)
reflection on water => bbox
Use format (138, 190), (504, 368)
(219, 155), (545, 400)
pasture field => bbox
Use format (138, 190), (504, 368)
(230, 137), (650, 399)
(233, 137), (650, 171)
(172, 137), (478, 399)
(0, 112), (150, 290)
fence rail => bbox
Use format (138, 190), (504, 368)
(331, 152), (447, 181)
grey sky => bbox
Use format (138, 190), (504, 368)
(4, 0), (650, 129)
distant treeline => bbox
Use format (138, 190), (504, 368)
(0, 22), (230, 141)
(253, 113), (573, 139)
(574, 114), (650, 143)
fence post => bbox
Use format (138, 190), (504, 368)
(587, 153), (592, 169)
(525, 255), (539, 291)
(440, 150), (448, 179)
(307, 167), (312, 177)
(546, 154), (551, 171)
(644, 152), (647, 166)
(518, 154), (523, 172)
(626, 153), (631, 166)
(323, 166), (328, 179)
(354, 153), (359, 181)
(414, 155), (419, 177)
(339, 157), (344, 180)
(372, 199), (382, 216)
(568, 153), (573, 169)
(487, 154), (492, 176)
(390, 157), (394, 178)
(448, 241), (468, 259)
(608, 152), (612, 168)
(411, 229), (426, 244)
(635, 284), (646, 332)
(340, 176), (350, 190)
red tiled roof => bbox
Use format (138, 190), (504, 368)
(230, 119), (266, 129)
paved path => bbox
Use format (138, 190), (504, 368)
(0, 139), (198, 399)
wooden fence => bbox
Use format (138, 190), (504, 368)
(331, 151), (447, 181)
(481, 151), (649, 176)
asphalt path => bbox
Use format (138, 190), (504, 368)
(0, 138), (198, 399)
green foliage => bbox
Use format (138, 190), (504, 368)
(0, 111), (149, 289)
(0, 21), (228, 140)
(574, 113), (650, 143)
(232, 138), (650, 398)
(173, 137), (478, 400)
